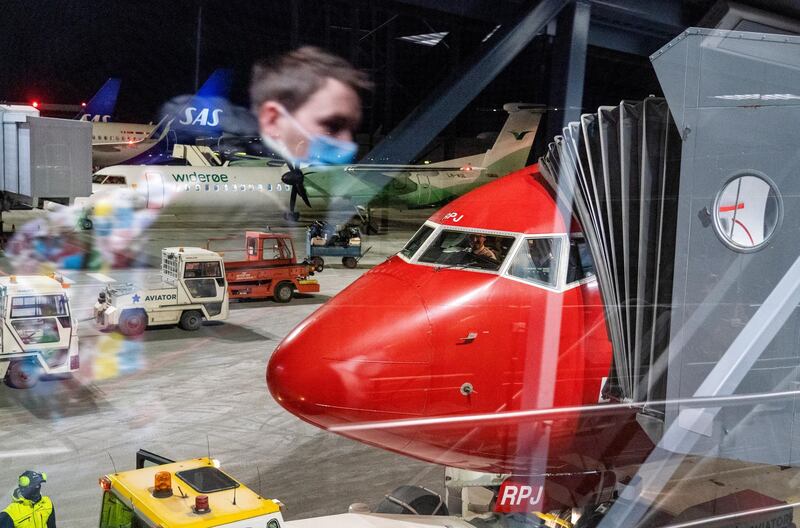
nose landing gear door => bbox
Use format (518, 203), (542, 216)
(144, 172), (165, 209)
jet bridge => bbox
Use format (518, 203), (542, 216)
(540, 28), (800, 468)
(0, 105), (91, 210)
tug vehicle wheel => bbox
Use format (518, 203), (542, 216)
(5, 360), (42, 389)
(179, 310), (203, 331)
(273, 282), (294, 303)
(119, 309), (147, 336)
(342, 256), (358, 269)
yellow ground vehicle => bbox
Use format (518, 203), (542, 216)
(98, 451), (284, 528)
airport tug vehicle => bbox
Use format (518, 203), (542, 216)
(98, 451), (285, 528)
(209, 231), (319, 303)
(94, 247), (229, 336)
(98, 451), (477, 528)
(0, 275), (79, 388)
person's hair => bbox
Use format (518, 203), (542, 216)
(250, 46), (372, 113)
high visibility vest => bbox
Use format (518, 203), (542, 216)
(2, 495), (53, 528)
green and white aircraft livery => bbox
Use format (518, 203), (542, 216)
(87, 103), (543, 220)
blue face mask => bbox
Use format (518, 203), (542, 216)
(272, 104), (358, 166)
(303, 134), (358, 165)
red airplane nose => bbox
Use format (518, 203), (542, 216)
(268, 269), (434, 433)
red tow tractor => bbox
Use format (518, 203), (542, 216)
(208, 231), (320, 303)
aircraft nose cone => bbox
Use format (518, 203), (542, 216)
(267, 270), (433, 430)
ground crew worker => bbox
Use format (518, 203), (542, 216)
(0, 471), (56, 528)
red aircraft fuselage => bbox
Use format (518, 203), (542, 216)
(268, 165), (653, 478)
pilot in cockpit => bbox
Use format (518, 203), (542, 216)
(468, 234), (497, 261)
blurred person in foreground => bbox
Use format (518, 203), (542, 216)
(251, 46), (372, 166)
(0, 471), (55, 528)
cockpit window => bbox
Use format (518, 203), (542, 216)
(400, 225), (434, 258)
(92, 174), (126, 185)
(508, 237), (561, 287)
(566, 237), (595, 283)
(418, 230), (514, 271)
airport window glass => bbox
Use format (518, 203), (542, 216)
(11, 294), (69, 318)
(508, 237), (561, 288)
(566, 237), (595, 283)
(418, 230), (514, 271)
(401, 225), (434, 258)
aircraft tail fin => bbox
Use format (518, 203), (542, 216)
(165, 68), (234, 139)
(78, 78), (121, 122)
(481, 103), (544, 176)
(195, 68), (234, 99)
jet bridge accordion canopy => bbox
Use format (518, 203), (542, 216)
(541, 28), (800, 466)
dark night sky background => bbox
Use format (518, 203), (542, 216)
(0, 0), (665, 147)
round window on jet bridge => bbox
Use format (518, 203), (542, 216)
(713, 172), (782, 252)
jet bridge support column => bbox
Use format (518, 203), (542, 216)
(547, 0), (591, 140)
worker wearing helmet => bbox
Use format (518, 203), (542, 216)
(0, 471), (56, 528)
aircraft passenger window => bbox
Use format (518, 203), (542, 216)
(224, 184), (229, 191)
(267, 184), (272, 191)
(240, 184), (246, 191)
(195, 184), (201, 191)
(401, 225), (434, 258)
(214, 184), (219, 191)
(258, 184), (263, 191)
(205, 184), (210, 191)
(508, 238), (561, 288)
(184, 184), (190, 191)
(418, 230), (513, 271)
(277, 184), (282, 191)
(566, 238), (596, 283)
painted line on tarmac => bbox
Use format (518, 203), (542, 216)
(0, 446), (71, 459)
(86, 273), (116, 283)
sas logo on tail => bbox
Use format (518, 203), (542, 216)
(80, 114), (111, 123)
(179, 107), (223, 127)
